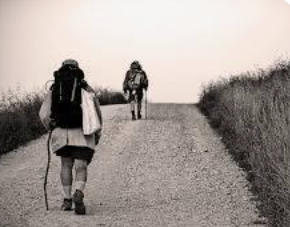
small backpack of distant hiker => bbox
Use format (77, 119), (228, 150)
(50, 64), (86, 128)
(128, 70), (144, 90)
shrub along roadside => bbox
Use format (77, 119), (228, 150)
(0, 87), (126, 156)
(198, 61), (290, 227)
(94, 87), (127, 105)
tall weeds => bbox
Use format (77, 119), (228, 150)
(0, 87), (126, 156)
(0, 91), (47, 154)
(198, 61), (290, 227)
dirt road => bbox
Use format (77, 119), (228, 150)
(0, 104), (266, 227)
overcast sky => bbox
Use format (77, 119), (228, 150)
(0, 0), (290, 102)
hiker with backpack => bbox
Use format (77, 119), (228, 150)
(123, 61), (149, 120)
(39, 59), (102, 215)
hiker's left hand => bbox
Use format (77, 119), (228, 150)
(95, 128), (102, 137)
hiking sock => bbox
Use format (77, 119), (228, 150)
(75, 181), (86, 192)
(62, 186), (72, 199)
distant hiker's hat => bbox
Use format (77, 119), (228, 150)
(62, 59), (79, 67)
(130, 61), (140, 69)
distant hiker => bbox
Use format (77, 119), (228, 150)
(39, 59), (102, 215)
(123, 61), (149, 120)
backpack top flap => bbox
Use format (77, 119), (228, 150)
(53, 66), (84, 103)
(55, 65), (84, 80)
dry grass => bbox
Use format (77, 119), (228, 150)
(198, 61), (290, 227)
(0, 87), (126, 156)
(0, 90), (46, 154)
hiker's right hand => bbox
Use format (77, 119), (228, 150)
(49, 120), (57, 130)
(124, 92), (129, 101)
(95, 130), (102, 144)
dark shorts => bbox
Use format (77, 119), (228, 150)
(55, 146), (95, 164)
(128, 90), (143, 102)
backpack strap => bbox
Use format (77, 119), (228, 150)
(70, 77), (78, 102)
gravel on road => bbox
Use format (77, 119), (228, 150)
(0, 104), (266, 227)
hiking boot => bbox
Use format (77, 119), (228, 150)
(73, 190), (86, 215)
(61, 198), (73, 211)
(137, 112), (142, 119)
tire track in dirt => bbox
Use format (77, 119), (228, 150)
(0, 104), (266, 227)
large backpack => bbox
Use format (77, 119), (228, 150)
(50, 65), (85, 128)
(128, 70), (144, 90)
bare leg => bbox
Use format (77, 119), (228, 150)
(130, 100), (135, 112)
(130, 100), (136, 120)
(74, 159), (88, 192)
(60, 157), (74, 199)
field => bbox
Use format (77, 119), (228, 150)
(0, 87), (126, 156)
(198, 61), (290, 227)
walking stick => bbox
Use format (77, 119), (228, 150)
(145, 90), (148, 119)
(44, 129), (53, 211)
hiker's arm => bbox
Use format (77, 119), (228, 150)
(143, 71), (149, 90)
(93, 94), (103, 144)
(39, 91), (54, 130)
(123, 71), (130, 92)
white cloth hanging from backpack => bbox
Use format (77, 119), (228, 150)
(81, 89), (102, 135)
